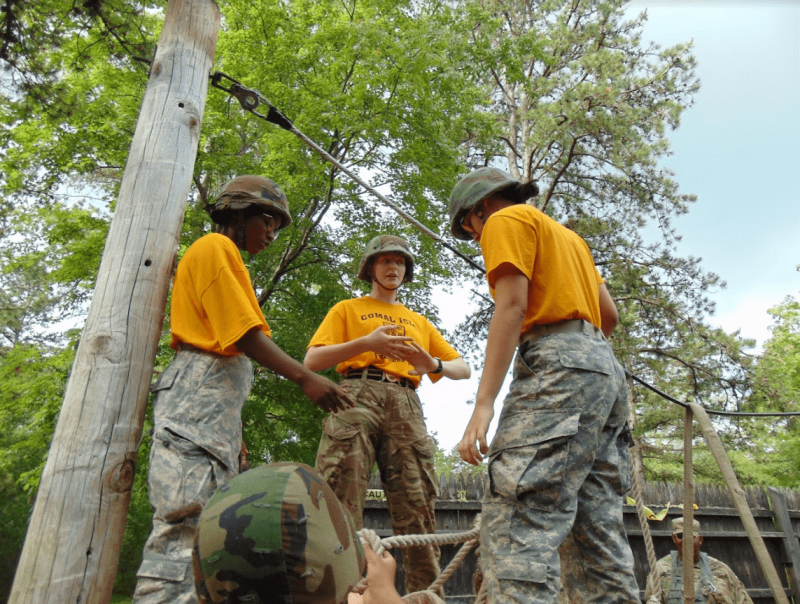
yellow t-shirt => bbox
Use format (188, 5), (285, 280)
(480, 204), (603, 333)
(170, 233), (271, 355)
(307, 296), (461, 387)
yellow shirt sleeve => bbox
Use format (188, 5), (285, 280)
(307, 296), (461, 386)
(480, 204), (603, 332)
(170, 234), (271, 355)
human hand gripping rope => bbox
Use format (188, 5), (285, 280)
(353, 517), (483, 601)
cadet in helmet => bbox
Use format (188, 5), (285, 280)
(446, 168), (638, 604)
(192, 462), (367, 604)
(303, 234), (471, 594)
(134, 176), (354, 604)
(645, 518), (753, 604)
(193, 462), (443, 604)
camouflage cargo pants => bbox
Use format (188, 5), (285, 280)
(134, 348), (253, 604)
(315, 377), (440, 595)
(481, 324), (640, 604)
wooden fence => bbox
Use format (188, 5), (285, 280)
(363, 475), (800, 604)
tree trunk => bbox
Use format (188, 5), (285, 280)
(8, 1), (220, 602)
(626, 377), (648, 489)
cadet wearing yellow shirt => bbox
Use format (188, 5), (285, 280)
(305, 235), (470, 595)
(134, 176), (353, 604)
(447, 167), (638, 604)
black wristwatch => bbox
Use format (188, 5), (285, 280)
(431, 357), (443, 374)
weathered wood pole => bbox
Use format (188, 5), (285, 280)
(9, 1), (220, 602)
(690, 403), (791, 604)
(682, 406), (695, 604)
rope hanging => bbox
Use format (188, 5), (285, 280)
(630, 470), (661, 602)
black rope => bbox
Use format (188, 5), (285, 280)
(209, 71), (485, 273)
(626, 370), (800, 418)
(209, 71), (800, 421)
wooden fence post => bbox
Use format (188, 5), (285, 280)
(690, 403), (791, 604)
(683, 406), (696, 604)
(768, 487), (800, 602)
(8, 1), (220, 602)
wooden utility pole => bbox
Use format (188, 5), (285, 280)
(9, 1), (220, 602)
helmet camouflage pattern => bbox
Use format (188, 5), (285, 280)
(206, 175), (293, 230)
(448, 167), (519, 240)
(357, 234), (415, 283)
(193, 462), (365, 604)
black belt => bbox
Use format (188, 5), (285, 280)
(344, 366), (416, 390)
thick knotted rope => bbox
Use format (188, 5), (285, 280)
(352, 518), (482, 596)
(630, 468), (661, 602)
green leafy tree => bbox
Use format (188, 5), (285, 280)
(728, 294), (800, 487)
(447, 0), (757, 483)
(1, 0), (487, 596)
(0, 198), (107, 597)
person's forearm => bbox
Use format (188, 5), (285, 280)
(441, 356), (471, 380)
(476, 306), (524, 406)
(598, 283), (619, 337)
(304, 339), (374, 371)
(237, 328), (311, 385)
(475, 272), (529, 406)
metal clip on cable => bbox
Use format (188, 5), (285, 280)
(210, 71), (293, 131)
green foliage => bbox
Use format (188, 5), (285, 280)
(434, 442), (486, 479)
(2, 0), (793, 599)
(0, 341), (76, 598)
(444, 0), (760, 484)
(736, 294), (800, 487)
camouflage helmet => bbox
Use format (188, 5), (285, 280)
(448, 167), (520, 240)
(357, 234), (415, 283)
(206, 175), (293, 230)
(672, 517), (702, 535)
(193, 462), (365, 604)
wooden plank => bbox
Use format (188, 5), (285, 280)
(7, 2), (220, 603)
(769, 487), (800, 599)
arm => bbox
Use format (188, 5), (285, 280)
(598, 283), (619, 338)
(359, 539), (405, 604)
(458, 268), (528, 466)
(441, 356), (471, 379)
(236, 328), (355, 412)
(304, 324), (414, 371)
(406, 346), (471, 379)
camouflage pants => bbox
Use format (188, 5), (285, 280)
(481, 324), (640, 604)
(134, 348), (253, 604)
(315, 377), (440, 595)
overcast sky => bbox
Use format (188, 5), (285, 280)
(421, 0), (800, 453)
